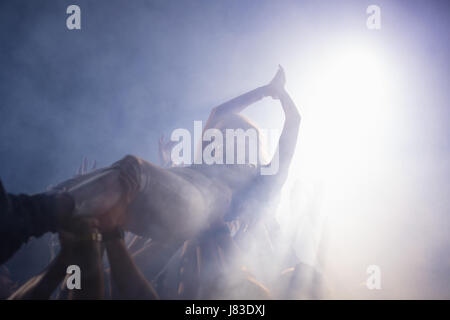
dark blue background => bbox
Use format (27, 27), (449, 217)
(0, 0), (448, 291)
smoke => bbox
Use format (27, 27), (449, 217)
(0, 0), (449, 298)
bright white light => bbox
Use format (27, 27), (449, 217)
(276, 40), (399, 269)
(241, 40), (400, 276)
(297, 43), (395, 182)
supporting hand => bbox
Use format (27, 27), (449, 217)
(158, 134), (177, 167)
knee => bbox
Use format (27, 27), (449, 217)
(115, 154), (144, 170)
(121, 154), (141, 165)
(113, 155), (144, 192)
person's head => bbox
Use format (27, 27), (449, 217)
(201, 114), (268, 166)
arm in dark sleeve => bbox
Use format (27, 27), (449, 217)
(0, 180), (73, 264)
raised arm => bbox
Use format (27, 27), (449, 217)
(9, 217), (104, 300)
(104, 230), (159, 300)
(264, 66), (301, 184)
(204, 85), (269, 131)
(8, 248), (69, 300)
(275, 90), (301, 179)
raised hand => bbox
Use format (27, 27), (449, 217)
(267, 65), (286, 99)
(158, 134), (177, 167)
(76, 157), (97, 176)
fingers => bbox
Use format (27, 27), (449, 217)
(159, 134), (176, 153)
(0, 179), (9, 210)
(76, 157), (97, 176)
(58, 217), (100, 251)
(270, 64), (286, 94)
(83, 157), (88, 174)
(59, 230), (77, 244)
(167, 140), (177, 148)
(64, 216), (99, 235)
(276, 65), (285, 80)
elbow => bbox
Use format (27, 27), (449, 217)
(292, 112), (301, 127)
(285, 106), (301, 125)
(210, 106), (222, 119)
